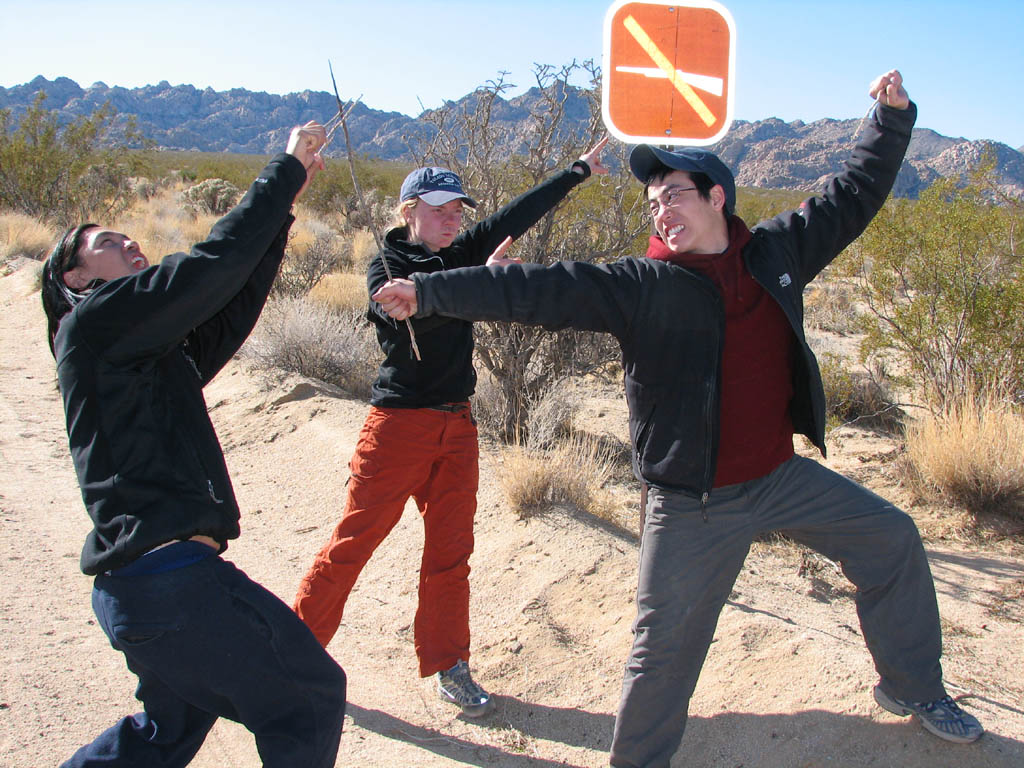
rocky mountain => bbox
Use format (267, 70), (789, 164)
(2, 76), (1022, 199)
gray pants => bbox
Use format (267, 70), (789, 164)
(609, 455), (944, 768)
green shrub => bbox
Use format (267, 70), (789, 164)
(0, 92), (149, 225)
(181, 178), (242, 216)
(837, 163), (1024, 408)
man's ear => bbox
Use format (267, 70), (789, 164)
(710, 185), (727, 212)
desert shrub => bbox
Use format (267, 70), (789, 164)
(803, 274), (858, 335)
(735, 186), (806, 223)
(299, 157), (409, 220)
(818, 352), (902, 433)
(499, 434), (616, 522)
(273, 231), (351, 298)
(145, 150), (265, 191)
(902, 385), (1024, 521)
(409, 61), (646, 441)
(245, 297), (377, 399)
(838, 165), (1024, 408)
(0, 93), (148, 226)
(181, 178), (242, 216)
(524, 380), (578, 450)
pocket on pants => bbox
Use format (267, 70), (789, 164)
(112, 620), (178, 647)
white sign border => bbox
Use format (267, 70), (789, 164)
(602, 0), (737, 146)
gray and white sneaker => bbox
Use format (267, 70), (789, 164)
(437, 659), (492, 717)
(873, 684), (983, 744)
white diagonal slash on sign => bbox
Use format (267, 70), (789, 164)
(613, 66), (723, 97)
(622, 14), (716, 127)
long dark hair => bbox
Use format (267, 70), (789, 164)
(41, 223), (96, 358)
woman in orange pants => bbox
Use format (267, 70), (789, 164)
(294, 138), (607, 716)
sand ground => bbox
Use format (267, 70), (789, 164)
(2, 258), (1022, 767)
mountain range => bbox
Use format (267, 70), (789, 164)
(2, 76), (1023, 199)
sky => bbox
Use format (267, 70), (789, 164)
(1, 0), (1021, 149)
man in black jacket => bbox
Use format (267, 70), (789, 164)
(372, 70), (984, 766)
(42, 122), (346, 767)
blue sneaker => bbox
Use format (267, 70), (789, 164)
(873, 684), (983, 743)
(437, 660), (492, 717)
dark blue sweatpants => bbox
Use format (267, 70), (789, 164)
(61, 546), (346, 767)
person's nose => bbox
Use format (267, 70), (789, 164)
(654, 202), (674, 230)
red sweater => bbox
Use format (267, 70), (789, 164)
(646, 216), (795, 486)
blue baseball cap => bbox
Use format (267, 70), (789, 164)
(400, 167), (477, 208)
(629, 145), (736, 214)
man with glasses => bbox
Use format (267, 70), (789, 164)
(371, 70), (983, 767)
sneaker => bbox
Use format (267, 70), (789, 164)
(437, 660), (492, 717)
(873, 684), (983, 744)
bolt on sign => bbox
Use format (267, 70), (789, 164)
(602, 0), (736, 145)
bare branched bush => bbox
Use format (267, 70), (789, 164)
(273, 232), (352, 298)
(499, 434), (617, 522)
(407, 61), (646, 441)
(902, 384), (1024, 521)
(818, 352), (903, 434)
(244, 297), (377, 399)
(181, 178), (242, 216)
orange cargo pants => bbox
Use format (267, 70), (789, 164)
(293, 404), (479, 677)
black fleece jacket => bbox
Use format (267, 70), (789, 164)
(366, 163), (589, 408)
(411, 103), (917, 498)
(54, 153), (305, 575)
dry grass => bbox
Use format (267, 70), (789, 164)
(350, 229), (378, 274)
(902, 385), (1024, 523)
(0, 212), (54, 264)
(110, 184), (217, 259)
(309, 272), (368, 313)
(498, 434), (618, 524)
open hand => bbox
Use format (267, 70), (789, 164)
(485, 236), (522, 267)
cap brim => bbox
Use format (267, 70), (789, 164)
(629, 145), (703, 183)
(418, 190), (478, 208)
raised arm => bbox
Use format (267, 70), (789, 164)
(80, 123), (325, 368)
(450, 136), (610, 267)
(753, 69), (916, 286)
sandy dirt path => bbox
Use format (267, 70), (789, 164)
(2, 259), (1023, 767)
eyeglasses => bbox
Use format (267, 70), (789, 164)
(648, 187), (699, 216)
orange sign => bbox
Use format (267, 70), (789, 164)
(602, 0), (736, 145)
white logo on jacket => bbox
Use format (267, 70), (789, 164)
(779, 273), (792, 287)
